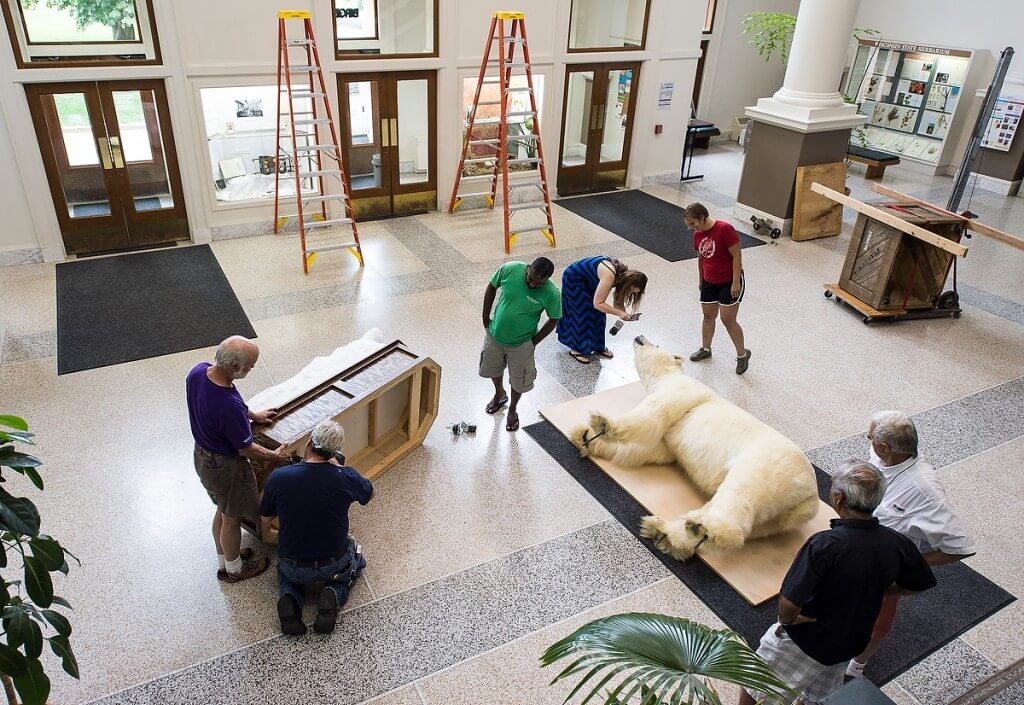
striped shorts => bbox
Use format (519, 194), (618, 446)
(745, 623), (847, 704)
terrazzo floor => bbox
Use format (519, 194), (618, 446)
(1, 142), (1022, 705)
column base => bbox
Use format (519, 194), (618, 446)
(735, 121), (852, 223)
(746, 97), (865, 134)
(733, 201), (793, 239)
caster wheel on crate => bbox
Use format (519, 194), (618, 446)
(771, 228), (782, 239)
(937, 290), (959, 310)
(862, 316), (871, 324)
(752, 223), (761, 231)
(953, 310), (962, 319)
(824, 290), (833, 298)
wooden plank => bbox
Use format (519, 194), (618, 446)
(811, 183), (968, 257)
(824, 283), (905, 318)
(792, 164), (845, 241)
(540, 384), (835, 607)
(407, 368), (422, 437)
(870, 183), (1024, 252)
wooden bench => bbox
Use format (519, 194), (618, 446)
(846, 145), (900, 179)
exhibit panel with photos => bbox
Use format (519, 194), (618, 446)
(980, 97), (1023, 152)
(846, 40), (974, 170)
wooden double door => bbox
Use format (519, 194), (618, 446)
(26, 80), (188, 256)
(557, 63), (641, 196)
(338, 71), (437, 220)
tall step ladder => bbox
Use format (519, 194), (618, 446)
(449, 11), (555, 255)
(274, 10), (363, 274)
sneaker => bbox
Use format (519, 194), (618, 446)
(689, 347), (712, 362)
(845, 658), (866, 679)
(218, 556), (270, 583)
(736, 349), (752, 375)
(313, 586), (339, 634)
(277, 594), (306, 636)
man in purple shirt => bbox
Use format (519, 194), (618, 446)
(186, 336), (289, 583)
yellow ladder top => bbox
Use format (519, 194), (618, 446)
(493, 11), (525, 19)
(278, 10), (310, 19)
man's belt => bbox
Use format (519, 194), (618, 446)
(280, 554), (349, 569)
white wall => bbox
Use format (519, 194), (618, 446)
(0, 102), (38, 251)
(697, 0), (798, 135)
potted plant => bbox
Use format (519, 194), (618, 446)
(542, 613), (795, 705)
(0, 415), (78, 705)
(741, 11), (877, 63)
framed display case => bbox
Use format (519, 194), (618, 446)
(845, 40), (975, 172)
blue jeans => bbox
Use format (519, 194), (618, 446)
(277, 537), (365, 609)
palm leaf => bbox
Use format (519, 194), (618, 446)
(541, 613), (797, 705)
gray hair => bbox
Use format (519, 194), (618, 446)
(214, 336), (255, 369)
(869, 410), (918, 456)
(310, 420), (346, 458)
(833, 459), (887, 513)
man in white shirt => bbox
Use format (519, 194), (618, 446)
(846, 410), (977, 679)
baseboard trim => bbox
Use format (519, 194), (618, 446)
(0, 247), (43, 267)
(733, 202), (793, 238)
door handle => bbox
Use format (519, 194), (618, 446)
(389, 118), (398, 148)
(109, 136), (125, 169)
(97, 137), (114, 170)
(380, 118), (390, 148)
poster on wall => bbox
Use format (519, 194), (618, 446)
(657, 82), (674, 110)
(981, 98), (1024, 151)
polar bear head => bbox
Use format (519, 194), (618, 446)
(632, 336), (686, 389)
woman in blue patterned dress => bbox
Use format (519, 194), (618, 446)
(557, 256), (647, 364)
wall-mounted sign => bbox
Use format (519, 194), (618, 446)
(981, 97), (1023, 152)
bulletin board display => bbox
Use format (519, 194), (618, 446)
(980, 98), (1023, 152)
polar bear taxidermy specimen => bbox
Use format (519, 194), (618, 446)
(570, 336), (818, 561)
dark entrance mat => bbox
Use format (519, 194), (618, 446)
(524, 420), (1015, 686)
(554, 190), (764, 262)
(56, 244), (256, 374)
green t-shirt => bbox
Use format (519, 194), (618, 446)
(488, 262), (562, 346)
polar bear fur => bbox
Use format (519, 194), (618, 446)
(569, 336), (818, 561)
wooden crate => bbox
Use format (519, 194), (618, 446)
(838, 202), (964, 311)
(246, 339), (441, 542)
(793, 163), (846, 241)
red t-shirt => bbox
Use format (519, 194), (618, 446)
(693, 221), (740, 284)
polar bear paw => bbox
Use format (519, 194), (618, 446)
(588, 412), (614, 439)
(569, 425), (591, 456)
(641, 516), (703, 561)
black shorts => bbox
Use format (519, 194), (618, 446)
(700, 274), (745, 306)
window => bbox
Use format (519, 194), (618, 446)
(200, 85), (321, 204)
(1, 0), (160, 67)
(51, 93), (98, 167)
(461, 75), (545, 176)
(334, 0), (436, 59)
(568, 0), (650, 52)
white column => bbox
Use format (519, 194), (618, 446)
(745, 0), (865, 133)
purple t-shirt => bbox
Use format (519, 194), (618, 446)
(185, 362), (253, 456)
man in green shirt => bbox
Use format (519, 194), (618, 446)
(480, 257), (562, 431)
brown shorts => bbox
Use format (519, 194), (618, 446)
(193, 445), (259, 523)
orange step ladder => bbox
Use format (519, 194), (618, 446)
(449, 11), (555, 255)
(274, 10), (364, 273)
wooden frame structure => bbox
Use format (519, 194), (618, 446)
(248, 339), (441, 542)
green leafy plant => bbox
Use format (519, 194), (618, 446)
(21, 0), (138, 41)
(542, 613), (796, 705)
(741, 11), (878, 64)
(0, 416), (78, 705)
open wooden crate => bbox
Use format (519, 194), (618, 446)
(247, 339), (441, 542)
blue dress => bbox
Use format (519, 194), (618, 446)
(557, 256), (612, 355)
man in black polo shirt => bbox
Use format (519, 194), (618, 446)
(258, 420), (373, 635)
(740, 459), (936, 705)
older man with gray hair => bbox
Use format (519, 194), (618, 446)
(739, 460), (936, 705)
(187, 336), (291, 583)
(258, 419), (373, 635)
(846, 410), (977, 679)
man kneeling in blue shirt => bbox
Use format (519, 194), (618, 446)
(258, 419), (373, 635)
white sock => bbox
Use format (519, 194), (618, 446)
(846, 659), (866, 678)
(218, 554), (226, 570)
(225, 556), (244, 574)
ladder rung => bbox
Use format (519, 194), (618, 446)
(301, 169), (342, 178)
(460, 175), (497, 181)
(510, 224), (552, 234)
(304, 217), (354, 229)
(508, 87), (533, 93)
(509, 201), (549, 213)
(473, 119), (501, 125)
(467, 135), (538, 144)
(477, 101), (502, 106)
(288, 65), (320, 72)
(456, 191), (494, 198)
(294, 118), (331, 125)
(294, 144), (338, 152)
(508, 158), (541, 165)
(506, 63), (528, 69)
(287, 39), (313, 46)
(482, 77), (502, 83)
(288, 111), (315, 116)
(507, 111), (536, 117)
(302, 194), (347, 204)
(464, 157), (496, 164)
(469, 139), (501, 145)
(499, 38), (526, 43)
(508, 182), (544, 191)
(286, 92), (326, 98)
(307, 242), (358, 254)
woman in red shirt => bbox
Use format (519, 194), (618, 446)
(683, 203), (751, 375)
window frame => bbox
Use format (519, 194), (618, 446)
(1, 0), (161, 69)
(333, 0), (438, 60)
(566, 0), (651, 54)
(703, 0), (717, 35)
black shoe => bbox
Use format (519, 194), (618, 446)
(736, 349), (752, 375)
(313, 587), (338, 634)
(277, 594), (306, 635)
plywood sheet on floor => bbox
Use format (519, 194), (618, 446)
(540, 382), (835, 606)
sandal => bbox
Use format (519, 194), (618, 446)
(506, 411), (520, 432)
(569, 351), (591, 364)
(485, 394), (509, 414)
(596, 349), (614, 359)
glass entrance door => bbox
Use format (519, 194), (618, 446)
(25, 80), (189, 255)
(557, 63), (641, 196)
(339, 71), (437, 220)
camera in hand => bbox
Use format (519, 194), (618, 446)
(609, 312), (640, 336)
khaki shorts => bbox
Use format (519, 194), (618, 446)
(193, 445), (259, 524)
(479, 333), (537, 393)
